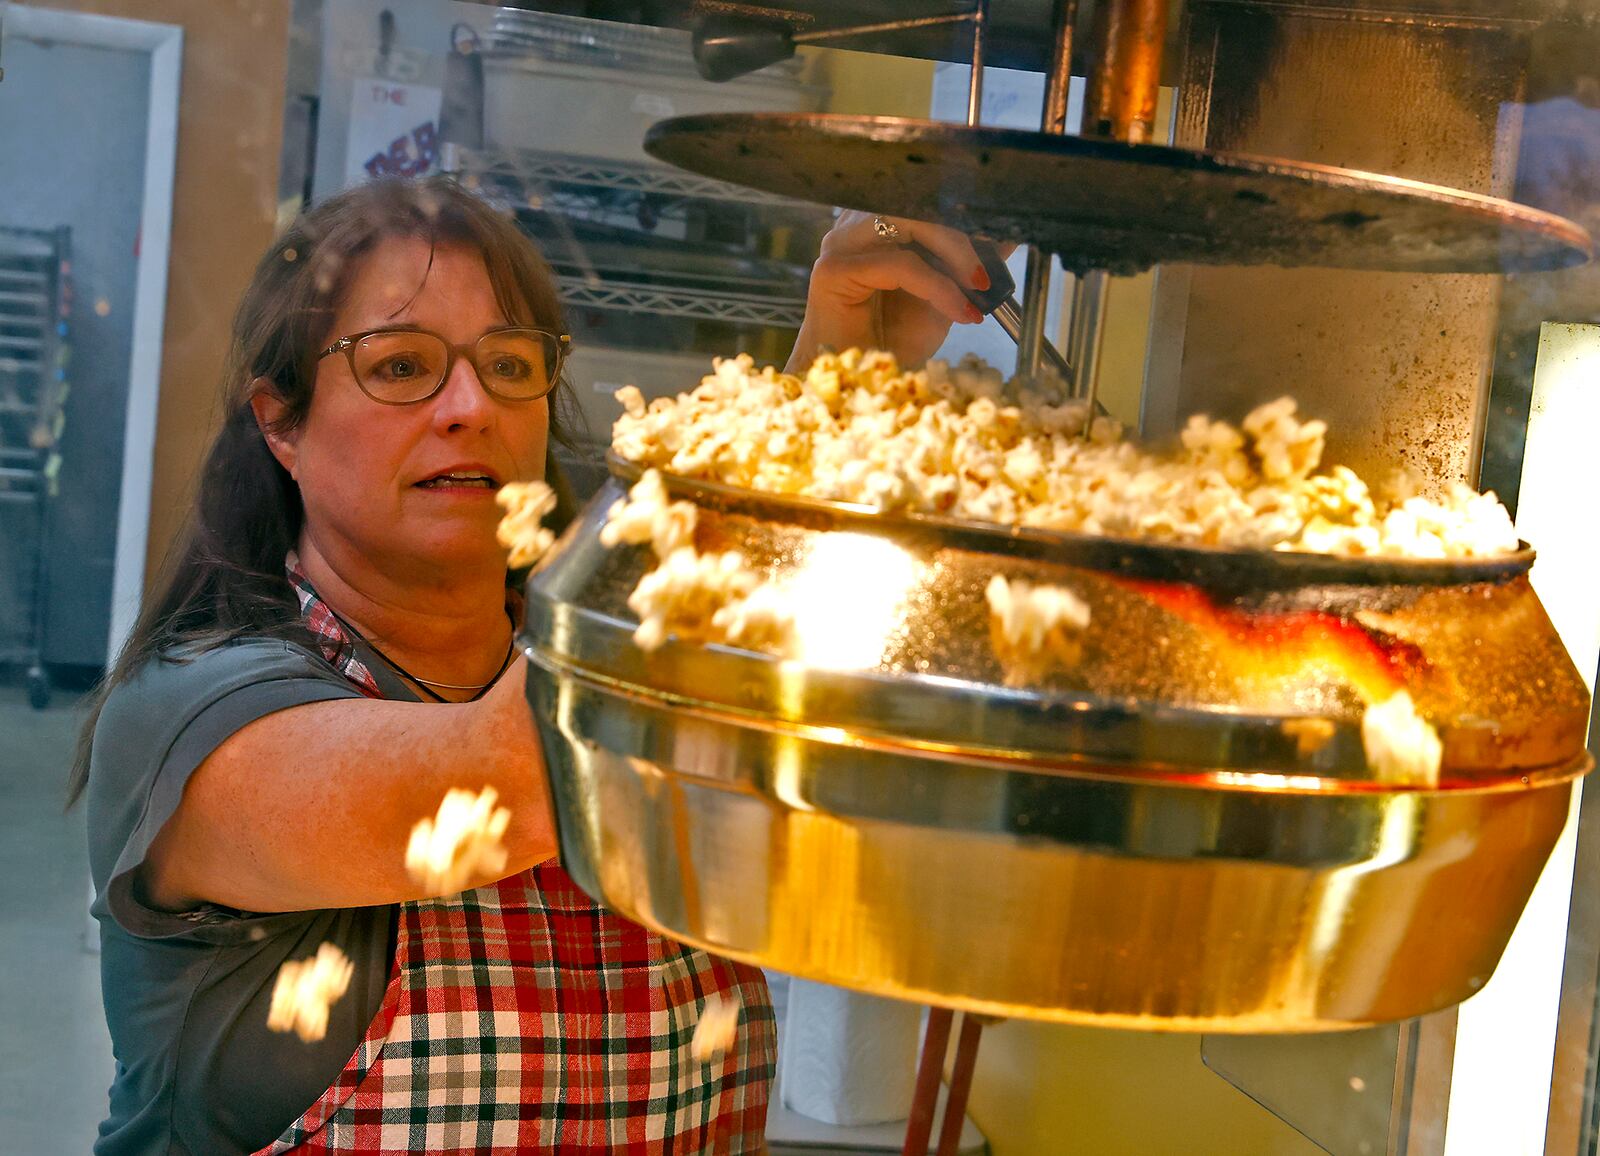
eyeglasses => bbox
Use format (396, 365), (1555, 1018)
(318, 326), (570, 405)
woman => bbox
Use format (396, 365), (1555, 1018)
(72, 178), (990, 1155)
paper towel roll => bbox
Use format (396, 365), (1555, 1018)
(779, 978), (923, 1126)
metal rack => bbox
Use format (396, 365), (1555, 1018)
(456, 14), (833, 491)
(552, 272), (808, 328)
(0, 224), (70, 709)
(461, 145), (820, 333)
(464, 145), (820, 214)
(464, 147), (814, 329)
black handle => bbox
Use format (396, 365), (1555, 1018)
(692, 15), (797, 83)
(905, 238), (1015, 316)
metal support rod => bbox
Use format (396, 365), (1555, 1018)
(902, 1007), (955, 1156)
(1016, 0), (1078, 381)
(1071, 268), (1111, 419)
(966, 0), (987, 127)
(1082, 0), (1168, 144)
(1061, 0), (1167, 429)
(934, 1015), (986, 1156)
(966, 0), (1071, 385)
(1041, 0), (1077, 135)
(994, 299), (1073, 381)
(1016, 250), (1054, 380)
(792, 11), (974, 46)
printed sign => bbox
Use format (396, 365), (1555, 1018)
(347, 78), (444, 185)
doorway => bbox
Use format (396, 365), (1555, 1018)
(0, 4), (179, 701)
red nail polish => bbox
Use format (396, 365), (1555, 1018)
(971, 265), (991, 292)
(964, 304), (984, 323)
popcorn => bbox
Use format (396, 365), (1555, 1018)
(1242, 396), (1326, 482)
(495, 481), (557, 569)
(626, 547), (761, 652)
(599, 468), (795, 658)
(690, 993), (741, 1063)
(1282, 717), (1338, 758)
(711, 581), (799, 656)
(615, 384), (646, 418)
(611, 351), (1517, 560)
(267, 943), (355, 1043)
(1361, 690), (1443, 786)
(406, 787), (511, 897)
(601, 469), (698, 558)
(986, 575), (1091, 684)
(1373, 484), (1518, 560)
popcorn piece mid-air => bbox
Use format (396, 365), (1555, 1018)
(1282, 717), (1338, 759)
(600, 463), (793, 658)
(267, 943), (355, 1043)
(601, 468), (697, 558)
(406, 786), (512, 897)
(626, 547), (760, 652)
(986, 575), (1091, 683)
(711, 580), (799, 658)
(690, 993), (742, 1063)
(495, 481), (557, 568)
(1361, 690), (1443, 786)
(610, 350), (1517, 559)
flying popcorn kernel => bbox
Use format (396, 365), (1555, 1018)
(1282, 717), (1338, 759)
(406, 786), (512, 897)
(691, 993), (742, 1063)
(1243, 397), (1326, 483)
(601, 468), (697, 558)
(615, 384), (646, 418)
(711, 580), (800, 658)
(626, 547), (760, 652)
(1361, 690), (1443, 786)
(267, 943), (355, 1043)
(495, 481), (557, 568)
(986, 575), (1092, 685)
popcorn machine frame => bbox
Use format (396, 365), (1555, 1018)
(503, 0), (1600, 1149)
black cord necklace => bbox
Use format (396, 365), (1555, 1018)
(325, 605), (515, 704)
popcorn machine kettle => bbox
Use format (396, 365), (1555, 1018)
(516, 0), (1598, 1043)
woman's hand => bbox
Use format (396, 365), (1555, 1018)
(786, 212), (1006, 373)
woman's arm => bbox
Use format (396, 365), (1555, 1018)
(140, 657), (553, 914)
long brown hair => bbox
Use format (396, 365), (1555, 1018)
(67, 176), (582, 805)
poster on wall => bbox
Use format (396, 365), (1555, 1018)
(345, 77), (443, 186)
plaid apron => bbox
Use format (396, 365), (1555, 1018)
(253, 560), (777, 1154)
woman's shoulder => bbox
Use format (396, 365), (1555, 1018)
(111, 634), (322, 697)
(96, 635), (354, 753)
(87, 634), (367, 892)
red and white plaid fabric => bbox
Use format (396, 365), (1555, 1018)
(286, 552), (383, 699)
(254, 560), (776, 1154)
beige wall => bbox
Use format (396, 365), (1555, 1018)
(966, 1021), (1324, 1156)
(17, 0), (290, 585)
(804, 46), (937, 119)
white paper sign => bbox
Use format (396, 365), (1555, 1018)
(346, 77), (443, 186)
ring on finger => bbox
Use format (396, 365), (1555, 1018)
(873, 215), (903, 243)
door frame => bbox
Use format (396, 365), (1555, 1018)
(3, 3), (182, 662)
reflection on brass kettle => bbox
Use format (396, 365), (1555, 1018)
(521, 472), (1590, 1031)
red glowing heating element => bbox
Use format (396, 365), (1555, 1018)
(1126, 579), (1428, 705)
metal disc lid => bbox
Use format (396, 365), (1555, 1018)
(643, 113), (1595, 274)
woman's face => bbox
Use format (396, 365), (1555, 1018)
(272, 236), (549, 579)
